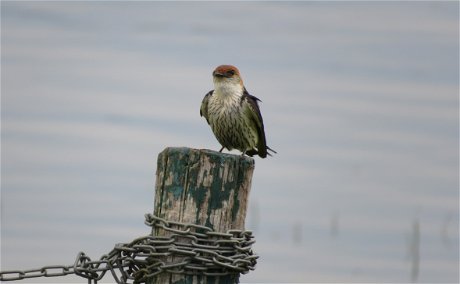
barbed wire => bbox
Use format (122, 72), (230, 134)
(0, 213), (258, 283)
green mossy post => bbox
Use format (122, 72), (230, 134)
(148, 147), (255, 284)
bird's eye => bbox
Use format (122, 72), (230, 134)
(227, 70), (235, 76)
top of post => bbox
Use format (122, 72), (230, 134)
(159, 147), (255, 167)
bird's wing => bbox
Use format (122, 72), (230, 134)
(242, 88), (268, 158)
(200, 90), (213, 124)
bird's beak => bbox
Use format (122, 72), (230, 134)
(213, 71), (225, 78)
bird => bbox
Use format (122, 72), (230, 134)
(200, 65), (276, 158)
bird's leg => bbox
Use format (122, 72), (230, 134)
(219, 146), (224, 153)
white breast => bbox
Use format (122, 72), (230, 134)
(209, 82), (242, 114)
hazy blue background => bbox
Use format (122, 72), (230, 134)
(1, 1), (458, 283)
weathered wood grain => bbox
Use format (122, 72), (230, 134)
(148, 147), (255, 284)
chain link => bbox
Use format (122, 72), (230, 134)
(0, 213), (258, 283)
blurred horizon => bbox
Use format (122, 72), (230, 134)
(1, 1), (459, 283)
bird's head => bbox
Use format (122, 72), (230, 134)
(212, 65), (243, 89)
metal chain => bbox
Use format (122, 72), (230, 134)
(0, 213), (258, 283)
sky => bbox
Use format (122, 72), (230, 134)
(1, 1), (459, 283)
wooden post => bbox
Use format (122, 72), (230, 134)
(148, 147), (255, 284)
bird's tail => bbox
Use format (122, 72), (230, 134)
(266, 146), (277, 157)
(247, 146), (277, 158)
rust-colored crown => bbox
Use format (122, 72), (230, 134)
(213, 65), (242, 79)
